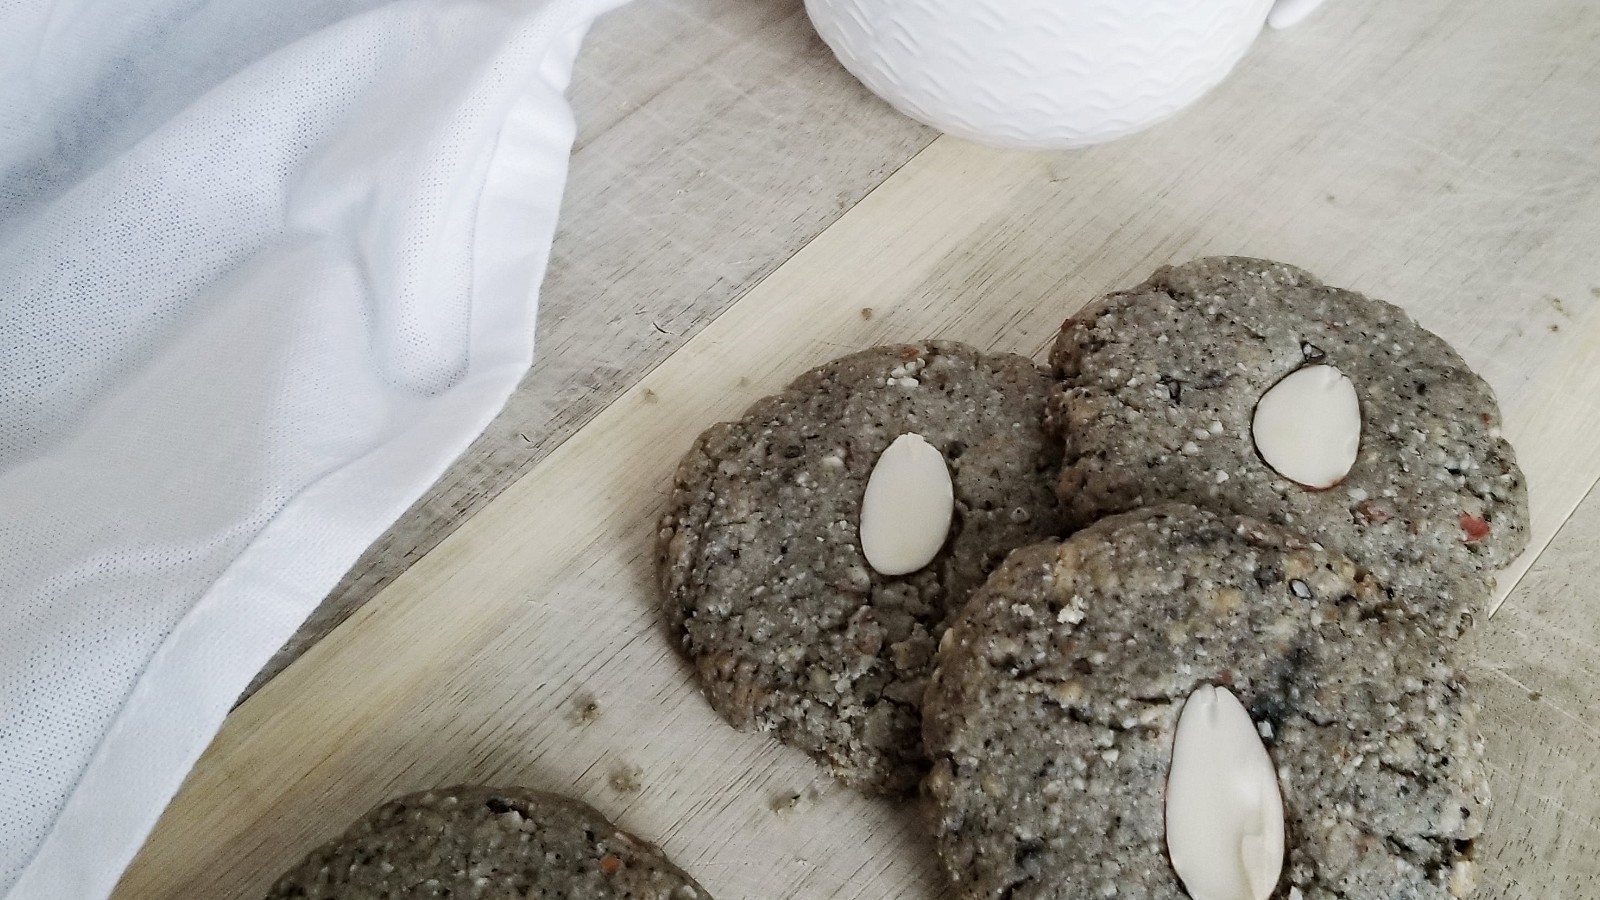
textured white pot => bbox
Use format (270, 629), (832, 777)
(807, 0), (1327, 149)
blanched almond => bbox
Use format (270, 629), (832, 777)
(1252, 364), (1360, 489)
(1166, 685), (1286, 900)
(859, 433), (953, 576)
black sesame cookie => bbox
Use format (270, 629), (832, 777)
(923, 505), (1490, 900)
(264, 786), (709, 900)
(658, 341), (1068, 795)
(1048, 257), (1527, 626)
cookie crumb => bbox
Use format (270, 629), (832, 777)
(567, 693), (601, 726)
(769, 777), (829, 815)
(608, 763), (643, 795)
(769, 792), (804, 814)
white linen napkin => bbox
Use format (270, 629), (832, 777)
(0, 0), (624, 895)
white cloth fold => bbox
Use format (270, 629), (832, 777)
(0, 1), (624, 896)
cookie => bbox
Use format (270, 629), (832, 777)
(658, 341), (1067, 795)
(1048, 256), (1527, 625)
(923, 505), (1490, 900)
(264, 786), (709, 900)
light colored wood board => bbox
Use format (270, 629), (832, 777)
(119, 0), (1600, 896)
(1469, 481), (1600, 899)
(247, 0), (934, 694)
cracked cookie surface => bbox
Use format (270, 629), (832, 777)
(265, 786), (709, 899)
(923, 505), (1489, 900)
(658, 341), (1067, 795)
(1048, 256), (1527, 628)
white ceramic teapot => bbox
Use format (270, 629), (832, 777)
(806, 0), (1327, 149)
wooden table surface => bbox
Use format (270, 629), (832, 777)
(118, 0), (1599, 897)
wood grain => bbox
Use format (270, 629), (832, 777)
(1470, 483), (1600, 900)
(118, 0), (1600, 897)
(247, 0), (935, 695)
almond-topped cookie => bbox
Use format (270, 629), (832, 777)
(657, 341), (1068, 795)
(923, 505), (1490, 900)
(1048, 257), (1527, 630)
(265, 787), (710, 900)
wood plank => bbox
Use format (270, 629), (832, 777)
(117, 0), (1600, 896)
(1470, 482), (1600, 899)
(247, 0), (935, 695)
